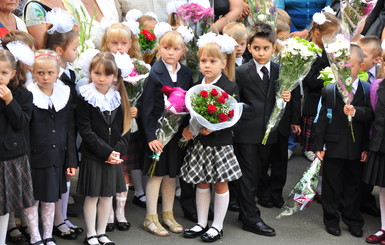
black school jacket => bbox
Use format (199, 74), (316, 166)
(370, 80), (385, 153)
(141, 60), (192, 143)
(314, 81), (373, 160)
(197, 74), (239, 147)
(234, 60), (279, 144)
(0, 87), (32, 161)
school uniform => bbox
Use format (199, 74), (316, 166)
(140, 60), (192, 177)
(28, 82), (77, 202)
(0, 87), (35, 215)
(314, 79), (373, 229)
(59, 63), (77, 100)
(234, 59), (278, 234)
(76, 83), (130, 197)
(180, 74), (242, 184)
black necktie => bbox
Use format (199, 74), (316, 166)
(261, 66), (269, 90)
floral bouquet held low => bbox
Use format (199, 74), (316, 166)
(323, 33), (356, 141)
(261, 37), (322, 145)
(147, 86), (189, 177)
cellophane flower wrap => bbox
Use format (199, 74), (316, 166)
(185, 84), (243, 136)
(323, 33), (356, 141)
(177, 0), (214, 82)
(248, 0), (277, 29)
(261, 37), (321, 145)
(147, 86), (189, 177)
(139, 28), (157, 64)
(341, 0), (376, 35)
(124, 58), (151, 132)
(277, 158), (322, 218)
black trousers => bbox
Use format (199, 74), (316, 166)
(235, 143), (271, 225)
(322, 157), (364, 228)
(258, 133), (289, 199)
(179, 178), (196, 216)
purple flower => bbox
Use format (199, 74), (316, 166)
(269, 6), (277, 15)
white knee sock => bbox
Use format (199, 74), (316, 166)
(40, 202), (55, 243)
(380, 188), (385, 231)
(208, 190), (229, 236)
(54, 200), (70, 232)
(84, 196), (98, 244)
(97, 197), (113, 243)
(0, 213), (9, 245)
(191, 187), (210, 232)
(161, 176), (175, 212)
(131, 170), (145, 198)
(24, 202), (41, 243)
(116, 187), (128, 223)
(146, 176), (162, 214)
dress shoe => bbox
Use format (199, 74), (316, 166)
(97, 234), (115, 245)
(349, 226), (363, 238)
(361, 205), (381, 217)
(7, 227), (28, 244)
(201, 227), (223, 243)
(257, 198), (274, 208)
(242, 221), (276, 236)
(366, 229), (385, 243)
(132, 194), (146, 208)
(44, 238), (56, 244)
(271, 196), (285, 208)
(183, 224), (208, 238)
(228, 200), (240, 212)
(325, 226), (341, 236)
(116, 221), (131, 231)
(29, 240), (45, 245)
(106, 223), (115, 232)
(53, 222), (78, 240)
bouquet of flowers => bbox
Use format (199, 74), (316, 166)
(248, 0), (277, 29)
(185, 84), (243, 136)
(277, 158), (322, 218)
(262, 37), (322, 145)
(177, 0), (214, 81)
(323, 33), (356, 141)
(138, 28), (157, 64)
(341, 0), (376, 35)
(318, 66), (336, 87)
(123, 58), (151, 132)
(147, 86), (189, 177)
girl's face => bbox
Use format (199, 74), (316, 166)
(32, 60), (59, 91)
(107, 38), (132, 54)
(199, 52), (226, 82)
(91, 64), (115, 94)
(0, 61), (16, 86)
(158, 43), (184, 66)
(60, 38), (79, 64)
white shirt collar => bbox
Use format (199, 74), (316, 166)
(79, 83), (121, 112)
(253, 60), (271, 78)
(59, 62), (75, 78)
(201, 74), (222, 85)
(352, 77), (359, 92)
(27, 82), (70, 112)
(162, 59), (181, 83)
(235, 57), (243, 66)
(368, 66), (376, 77)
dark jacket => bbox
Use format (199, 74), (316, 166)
(76, 95), (130, 162)
(0, 87), (32, 161)
(277, 86), (302, 136)
(361, 0), (385, 37)
(234, 60), (279, 144)
(141, 60), (193, 143)
(197, 74), (239, 147)
(369, 80), (385, 153)
(314, 81), (373, 160)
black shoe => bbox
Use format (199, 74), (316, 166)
(257, 198), (274, 208)
(44, 238), (56, 244)
(184, 212), (198, 223)
(64, 219), (84, 235)
(53, 222), (78, 240)
(201, 227), (223, 243)
(132, 194), (146, 208)
(183, 224), (209, 238)
(228, 200), (240, 212)
(97, 234), (115, 245)
(7, 227), (28, 244)
(106, 223), (115, 232)
(116, 221), (131, 231)
(349, 226), (363, 237)
(29, 240), (45, 245)
(242, 221), (276, 236)
(84, 235), (99, 245)
(271, 196), (285, 208)
(361, 205), (381, 217)
(325, 226), (341, 236)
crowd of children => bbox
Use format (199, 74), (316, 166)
(1, 2), (385, 245)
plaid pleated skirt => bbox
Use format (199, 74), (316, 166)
(180, 140), (242, 184)
(122, 138), (140, 172)
(300, 115), (316, 151)
(0, 155), (35, 215)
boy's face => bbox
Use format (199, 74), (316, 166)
(276, 30), (290, 51)
(248, 37), (275, 64)
(358, 44), (380, 72)
(350, 52), (364, 81)
(235, 39), (247, 58)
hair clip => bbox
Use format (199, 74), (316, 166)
(6, 41), (34, 66)
(125, 9), (143, 22)
(122, 20), (140, 36)
(313, 12), (327, 25)
(322, 6), (336, 15)
(113, 52), (134, 78)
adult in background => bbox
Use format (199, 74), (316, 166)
(361, 0), (385, 40)
(0, 0), (27, 38)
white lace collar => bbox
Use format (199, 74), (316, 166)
(27, 82), (70, 112)
(79, 83), (121, 112)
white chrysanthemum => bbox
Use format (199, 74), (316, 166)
(216, 34), (238, 54)
(176, 25), (194, 43)
(154, 22), (173, 40)
(197, 32), (217, 48)
(113, 52), (134, 78)
(46, 8), (75, 34)
(257, 14), (266, 21)
(122, 20), (140, 36)
(6, 41), (34, 66)
(125, 9), (143, 21)
(166, 0), (187, 15)
(345, 77), (352, 85)
(76, 49), (100, 78)
(322, 6), (336, 15)
(190, 0), (211, 8)
(313, 12), (327, 25)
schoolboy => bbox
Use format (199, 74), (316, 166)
(223, 22), (248, 67)
(314, 45), (373, 237)
(234, 22), (291, 236)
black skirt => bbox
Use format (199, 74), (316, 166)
(77, 156), (126, 197)
(363, 151), (385, 187)
(31, 165), (66, 202)
(0, 155), (35, 215)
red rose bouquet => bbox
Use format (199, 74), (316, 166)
(138, 28), (157, 64)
